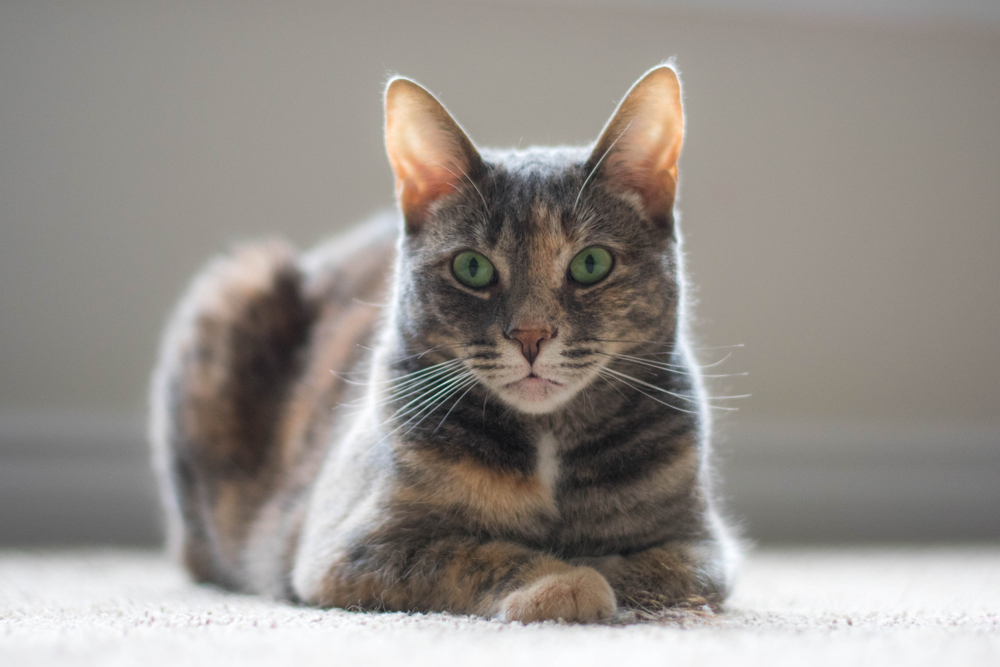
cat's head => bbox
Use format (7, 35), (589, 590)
(384, 66), (685, 415)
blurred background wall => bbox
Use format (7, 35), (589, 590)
(1, 0), (998, 545)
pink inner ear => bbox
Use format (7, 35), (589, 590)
(605, 135), (679, 216)
(388, 131), (466, 221)
(587, 66), (684, 221)
(384, 79), (479, 226)
(394, 161), (462, 220)
(621, 111), (681, 200)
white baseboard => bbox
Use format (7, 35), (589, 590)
(1, 412), (997, 545)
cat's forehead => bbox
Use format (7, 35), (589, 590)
(423, 144), (646, 257)
(482, 150), (645, 248)
(477, 146), (590, 245)
(481, 145), (589, 173)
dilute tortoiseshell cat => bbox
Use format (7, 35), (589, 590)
(151, 65), (737, 623)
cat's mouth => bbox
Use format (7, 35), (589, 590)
(505, 373), (563, 389)
(497, 372), (573, 414)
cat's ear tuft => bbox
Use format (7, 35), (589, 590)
(384, 77), (483, 232)
(586, 65), (684, 229)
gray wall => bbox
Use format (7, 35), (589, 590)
(1, 0), (998, 544)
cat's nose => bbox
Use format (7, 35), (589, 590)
(506, 326), (555, 365)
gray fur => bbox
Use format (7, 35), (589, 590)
(151, 66), (737, 622)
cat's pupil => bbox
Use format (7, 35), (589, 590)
(469, 257), (479, 277)
(584, 254), (595, 274)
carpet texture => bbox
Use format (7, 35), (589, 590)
(2, 547), (998, 666)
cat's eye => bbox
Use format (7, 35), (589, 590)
(452, 251), (496, 289)
(568, 247), (613, 285)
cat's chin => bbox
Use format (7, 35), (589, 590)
(499, 376), (576, 415)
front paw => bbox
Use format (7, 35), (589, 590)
(498, 566), (616, 623)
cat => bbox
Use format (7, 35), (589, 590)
(150, 64), (738, 623)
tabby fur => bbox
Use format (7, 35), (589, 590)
(150, 65), (737, 622)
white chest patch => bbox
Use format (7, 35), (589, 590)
(535, 432), (560, 498)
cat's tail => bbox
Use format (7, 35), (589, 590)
(149, 241), (315, 589)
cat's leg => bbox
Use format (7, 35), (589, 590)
(302, 536), (617, 622)
(580, 541), (732, 612)
(498, 558), (616, 623)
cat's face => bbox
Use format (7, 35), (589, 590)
(386, 67), (685, 415)
(396, 150), (679, 414)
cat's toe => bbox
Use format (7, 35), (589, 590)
(498, 566), (616, 623)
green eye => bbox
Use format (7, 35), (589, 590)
(569, 247), (613, 284)
(452, 251), (496, 288)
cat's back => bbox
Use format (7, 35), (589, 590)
(277, 213), (399, 465)
(150, 212), (397, 594)
(236, 213), (400, 595)
(301, 212), (398, 306)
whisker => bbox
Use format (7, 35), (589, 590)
(390, 343), (475, 359)
(589, 339), (745, 352)
(357, 342), (466, 354)
(350, 297), (389, 308)
(600, 367), (740, 411)
(364, 366), (470, 408)
(336, 375), (444, 424)
(596, 371), (632, 404)
(583, 339), (682, 356)
(383, 371), (473, 423)
(332, 346), (465, 379)
(352, 365), (467, 418)
(682, 352), (733, 370)
(340, 358), (467, 399)
(337, 365), (456, 391)
(390, 345), (447, 362)
(371, 378), (473, 442)
(432, 380), (479, 434)
(367, 373), (473, 443)
(628, 351), (735, 370)
(599, 352), (747, 378)
(428, 160), (491, 216)
(595, 368), (699, 414)
(380, 359), (467, 389)
(574, 119), (632, 213)
(401, 376), (479, 438)
(600, 367), (702, 406)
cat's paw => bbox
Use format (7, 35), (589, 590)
(498, 566), (616, 623)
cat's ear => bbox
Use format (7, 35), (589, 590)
(586, 65), (684, 228)
(385, 77), (483, 232)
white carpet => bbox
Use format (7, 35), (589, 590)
(2, 547), (998, 666)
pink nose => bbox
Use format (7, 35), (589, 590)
(507, 326), (554, 364)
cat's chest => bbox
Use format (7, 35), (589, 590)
(406, 431), (566, 533)
(401, 427), (651, 546)
(534, 432), (561, 500)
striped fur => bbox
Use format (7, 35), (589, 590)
(151, 66), (737, 622)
